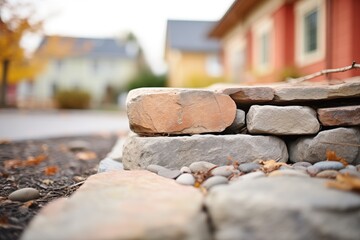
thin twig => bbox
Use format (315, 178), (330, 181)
(320, 141), (360, 147)
(288, 61), (360, 83)
(52, 180), (86, 191)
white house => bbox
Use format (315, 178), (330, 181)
(33, 36), (143, 106)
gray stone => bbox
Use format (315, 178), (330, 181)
(345, 165), (357, 171)
(224, 109), (245, 133)
(158, 169), (181, 179)
(201, 176), (228, 190)
(189, 161), (217, 173)
(176, 173), (195, 186)
(307, 161), (344, 176)
(339, 169), (360, 178)
(289, 128), (360, 164)
(314, 161), (345, 170)
(206, 177), (360, 240)
(106, 137), (126, 161)
(180, 166), (191, 173)
(268, 169), (309, 177)
(123, 134), (288, 170)
(293, 161), (312, 168)
(9, 188), (40, 202)
(146, 164), (167, 174)
(98, 157), (124, 173)
(210, 165), (235, 177)
(238, 162), (261, 173)
(247, 105), (320, 135)
(22, 171), (210, 240)
(273, 80), (360, 102)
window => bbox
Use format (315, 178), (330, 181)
(205, 55), (222, 77)
(295, 0), (325, 66)
(304, 9), (318, 53)
(260, 31), (270, 66)
(252, 17), (273, 73)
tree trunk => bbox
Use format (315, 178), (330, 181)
(1, 59), (10, 108)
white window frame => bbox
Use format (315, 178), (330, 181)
(252, 17), (273, 74)
(295, 0), (325, 66)
(205, 54), (223, 77)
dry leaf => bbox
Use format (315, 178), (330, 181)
(0, 139), (11, 145)
(44, 166), (59, 176)
(326, 173), (360, 192)
(326, 149), (348, 166)
(4, 159), (23, 169)
(259, 159), (287, 173)
(4, 154), (48, 169)
(76, 151), (97, 161)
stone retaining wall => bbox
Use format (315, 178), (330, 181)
(123, 78), (360, 169)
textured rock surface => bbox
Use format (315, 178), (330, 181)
(224, 109), (245, 133)
(247, 105), (320, 135)
(206, 177), (360, 240)
(289, 128), (360, 164)
(317, 105), (360, 126)
(214, 86), (274, 104)
(22, 171), (209, 240)
(127, 88), (236, 135)
(123, 134), (288, 170)
(273, 80), (360, 102)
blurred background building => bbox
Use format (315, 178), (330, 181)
(165, 20), (223, 88)
(209, 0), (360, 83)
(30, 35), (146, 108)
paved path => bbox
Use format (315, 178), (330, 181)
(0, 109), (129, 141)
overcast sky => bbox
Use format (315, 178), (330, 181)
(29, 0), (234, 74)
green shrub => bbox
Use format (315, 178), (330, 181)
(126, 71), (166, 91)
(55, 89), (91, 109)
(278, 66), (302, 81)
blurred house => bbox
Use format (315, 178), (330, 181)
(33, 35), (145, 107)
(209, 0), (360, 83)
(165, 20), (223, 88)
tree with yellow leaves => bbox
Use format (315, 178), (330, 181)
(0, 0), (43, 107)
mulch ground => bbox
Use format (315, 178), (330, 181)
(0, 134), (118, 240)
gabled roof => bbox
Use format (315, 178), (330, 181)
(166, 20), (220, 52)
(37, 36), (138, 59)
(209, 0), (265, 38)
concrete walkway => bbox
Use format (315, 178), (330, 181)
(0, 109), (129, 141)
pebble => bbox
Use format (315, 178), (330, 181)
(180, 166), (191, 174)
(268, 170), (309, 177)
(67, 140), (90, 151)
(356, 164), (360, 172)
(9, 188), (40, 202)
(176, 173), (195, 186)
(293, 166), (307, 172)
(238, 171), (265, 181)
(316, 170), (339, 179)
(189, 161), (217, 173)
(238, 162), (261, 173)
(314, 161), (345, 170)
(308, 161), (344, 175)
(339, 169), (360, 178)
(201, 176), (228, 190)
(292, 162), (312, 168)
(146, 164), (168, 174)
(158, 169), (181, 179)
(98, 158), (124, 173)
(211, 165), (235, 177)
(345, 165), (357, 171)
(279, 165), (294, 170)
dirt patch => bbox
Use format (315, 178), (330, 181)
(0, 134), (118, 240)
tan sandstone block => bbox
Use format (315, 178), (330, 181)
(127, 88), (236, 135)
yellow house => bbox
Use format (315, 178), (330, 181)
(165, 20), (223, 88)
